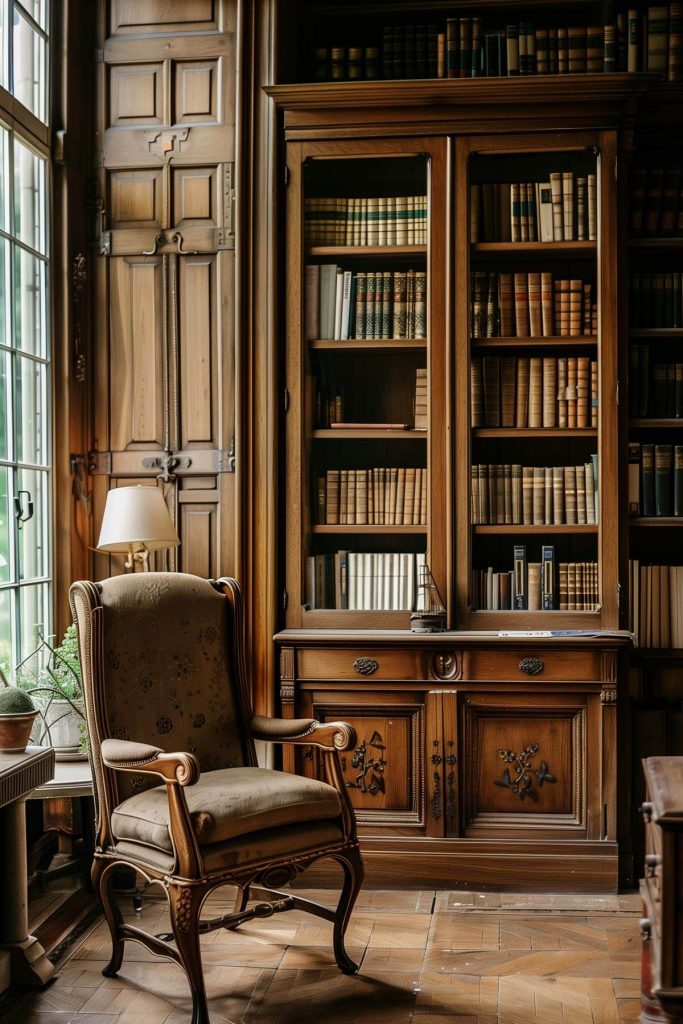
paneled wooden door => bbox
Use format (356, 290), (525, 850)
(91, 0), (238, 580)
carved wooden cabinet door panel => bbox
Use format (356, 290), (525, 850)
(91, 0), (237, 580)
(460, 691), (602, 839)
(297, 688), (442, 837)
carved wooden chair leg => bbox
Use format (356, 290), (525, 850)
(93, 860), (125, 978)
(227, 883), (250, 925)
(168, 884), (210, 1024)
(331, 844), (365, 975)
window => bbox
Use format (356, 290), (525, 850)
(0, 0), (49, 677)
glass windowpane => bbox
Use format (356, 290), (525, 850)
(0, 467), (10, 584)
(13, 246), (46, 356)
(12, 9), (46, 123)
(13, 353), (47, 465)
(0, 127), (8, 232)
(0, 237), (8, 348)
(16, 1), (47, 31)
(0, 349), (11, 459)
(13, 140), (46, 253)
(18, 582), (48, 661)
(16, 467), (46, 580)
(0, 588), (14, 678)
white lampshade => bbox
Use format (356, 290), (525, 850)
(97, 486), (179, 553)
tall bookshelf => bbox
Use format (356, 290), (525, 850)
(266, 0), (675, 891)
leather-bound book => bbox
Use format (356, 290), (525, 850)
(562, 171), (575, 240)
(629, 441), (641, 515)
(553, 466), (565, 523)
(557, 357), (568, 428)
(501, 356), (516, 426)
(483, 356), (501, 426)
(499, 272), (514, 336)
(471, 356), (484, 426)
(544, 467), (553, 524)
(669, 3), (683, 81)
(470, 184), (481, 241)
(585, 463), (596, 524)
(569, 279), (583, 336)
(504, 463), (513, 523)
(514, 272), (530, 336)
(675, 445), (683, 516)
(567, 562), (576, 611)
(528, 357), (543, 427)
(577, 356), (590, 427)
(587, 174), (597, 241)
(516, 356), (530, 427)
(567, 357), (578, 428)
(559, 562), (569, 610)
(528, 272), (542, 336)
(472, 270), (487, 338)
(591, 360), (598, 427)
(543, 357), (557, 427)
(641, 443), (655, 517)
(512, 464), (523, 523)
(565, 465), (577, 524)
(486, 271), (498, 337)
(533, 466), (544, 524)
(528, 562), (542, 610)
(541, 271), (554, 336)
(522, 466), (534, 524)
(550, 172), (563, 240)
(655, 444), (673, 516)
(576, 463), (587, 523)
(326, 469), (340, 524)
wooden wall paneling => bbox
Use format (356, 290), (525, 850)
(90, 0), (238, 592)
(284, 141), (303, 628)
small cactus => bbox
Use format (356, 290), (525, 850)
(0, 687), (35, 715)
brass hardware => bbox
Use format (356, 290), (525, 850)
(641, 802), (654, 823)
(432, 651), (462, 680)
(495, 744), (556, 802)
(88, 449), (112, 475)
(171, 231), (197, 256)
(353, 657), (378, 676)
(645, 854), (660, 877)
(141, 449), (191, 482)
(519, 657), (544, 676)
(143, 232), (166, 257)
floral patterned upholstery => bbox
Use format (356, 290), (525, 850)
(98, 573), (245, 802)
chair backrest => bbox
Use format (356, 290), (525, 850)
(70, 574), (254, 845)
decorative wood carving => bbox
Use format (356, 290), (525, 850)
(601, 651), (617, 684)
(600, 685), (617, 706)
(347, 731), (386, 795)
(72, 253), (87, 383)
(431, 739), (442, 821)
(494, 744), (557, 802)
(145, 128), (191, 157)
(353, 657), (378, 676)
(445, 739), (457, 821)
(431, 651), (463, 681)
(279, 648), (295, 704)
(519, 657), (544, 676)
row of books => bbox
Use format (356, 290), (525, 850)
(630, 166), (683, 237)
(628, 442), (683, 517)
(305, 551), (424, 610)
(470, 175), (597, 244)
(471, 272), (597, 338)
(317, 468), (428, 526)
(304, 196), (428, 247)
(470, 461), (599, 526)
(313, 7), (683, 81)
(629, 272), (683, 328)
(471, 356), (598, 429)
(472, 548), (599, 611)
(629, 348), (683, 418)
(629, 562), (683, 647)
(304, 265), (427, 341)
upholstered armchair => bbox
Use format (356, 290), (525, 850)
(70, 573), (364, 1024)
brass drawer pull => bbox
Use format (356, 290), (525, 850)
(645, 854), (661, 877)
(353, 657), (378, 676)
(519, 657), (544, 676)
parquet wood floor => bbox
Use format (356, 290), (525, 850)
(3, 887), (642, 1024)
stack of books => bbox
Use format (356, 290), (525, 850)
(471, 460), (599, 526)
(471, 271), (596, 337)
(629, 349), (683, 417)
(305, 551), (424, 610)
(304, 196), (428, 246)
(318, 468), (428, 526)
(312, 8), (683, 82)
(305, 265), (426, 341)
(630, 165), (683, 236)
(628, 442), (683, 516)
(471, 173), (597, 242)
(630, 272), (683, 327)
(472, 546), (599, 611)
(629, 561), (683, 646)
(471, 355), (598, 428)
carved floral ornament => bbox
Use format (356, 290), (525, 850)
(494, 743), (556, 801)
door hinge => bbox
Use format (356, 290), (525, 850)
(284, 166), (290, 187)
(283, 387), (290, 412)
(215, 438), (236, 473)
(88, 449), (112, 475)
(282, 589), (288, 610)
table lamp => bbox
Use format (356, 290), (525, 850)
(97, 486), (179, 571)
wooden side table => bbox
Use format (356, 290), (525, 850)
(30, 760), (94, 890)
(0, 745), (55, 992)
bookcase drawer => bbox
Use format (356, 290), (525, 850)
(297, 648), (426, 681)
(462, 648), (600, 683)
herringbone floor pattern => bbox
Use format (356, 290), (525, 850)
(5, 887), (642, 1024)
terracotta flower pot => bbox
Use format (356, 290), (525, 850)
(0, 711), (40, 753)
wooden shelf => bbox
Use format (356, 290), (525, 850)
(473, 428), (597, 438)
(629, 238), (683, 253)
(306, 245), (426, 257)
(473, 524), (598, 534)
(630, 518), (683, 527)
(312, 524), (427, 534)
(630, 648), (683, 665)
(308, 0), (611, 15)
(629, 419), (683, 428)
(312, 428), (427, 439)
(471, 336), (597, 349)
(629, 329), (683, 337)
(471, 241), (596, 255)
(311, 339), (427, 350)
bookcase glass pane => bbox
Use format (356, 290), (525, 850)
(467, 146), (600, 616)
(301, 154), (430, 614)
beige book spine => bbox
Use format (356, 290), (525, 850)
(552, 466), (565, 523)
(564, 465), (577, 524)
(528, 357), (543, 428)
(543, 357), (557, 428)
(522, 466), (533, 525)
(515, 357), (530, 428)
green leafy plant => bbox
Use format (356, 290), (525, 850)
(0, 686), (35, 715)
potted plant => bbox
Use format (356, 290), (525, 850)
(14, 626), (87, 760)
(0, 686), (39, 753)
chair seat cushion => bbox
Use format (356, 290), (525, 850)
(111, 766), (342, 853)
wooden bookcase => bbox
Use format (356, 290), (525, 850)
(263, 0), (679, 891)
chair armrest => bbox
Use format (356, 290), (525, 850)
(101, 738), (200, 786)
(250, 715), (356, 752)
